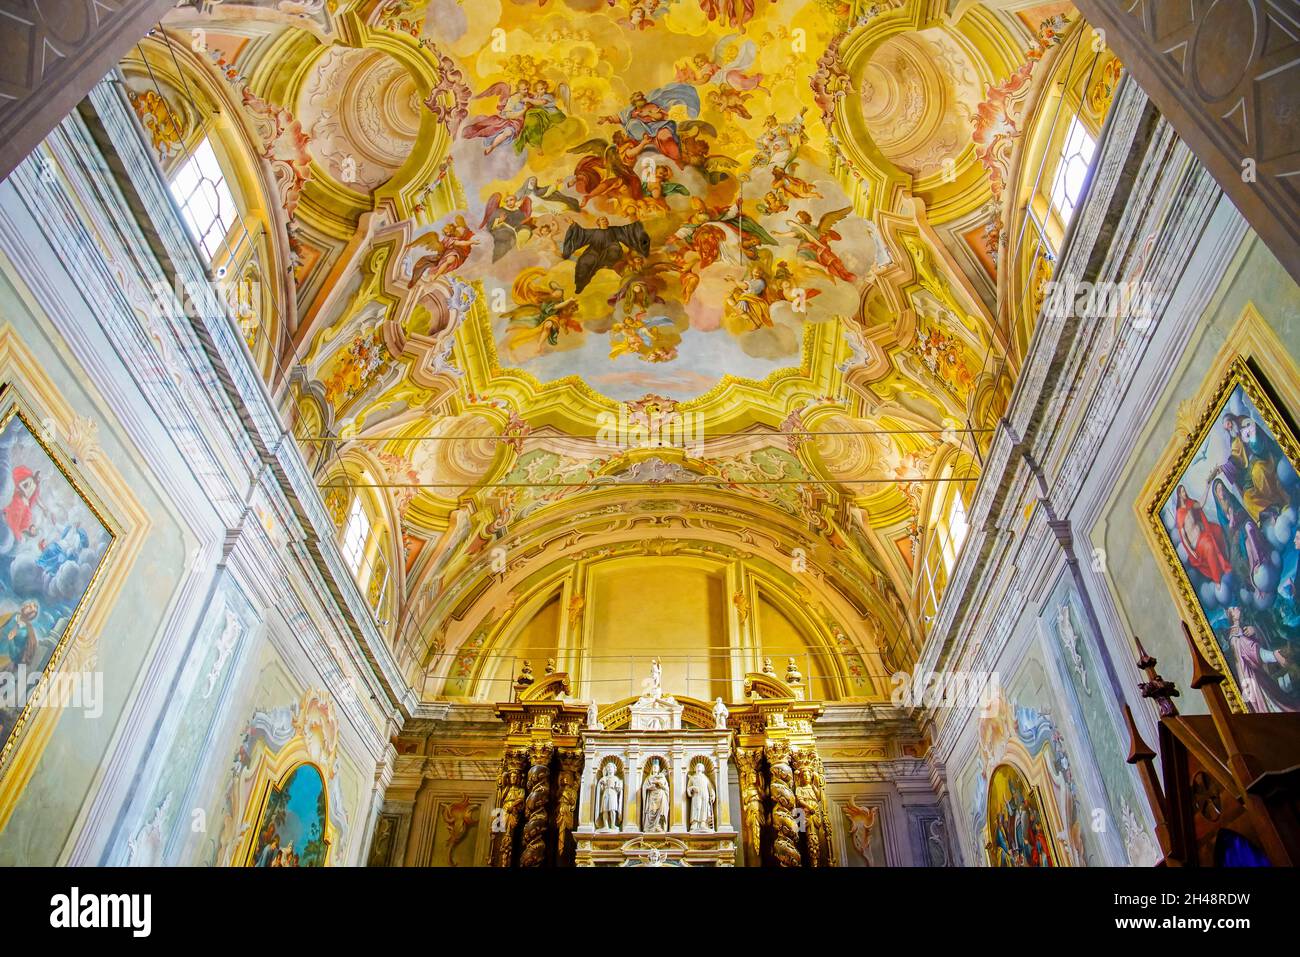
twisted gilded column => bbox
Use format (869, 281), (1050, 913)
(765, 741), (802, 867)
(520, 742), (554, 867)
(491, 748), (529, 867)
(734, 746), (765, 863)
(555, 748), (583, 861)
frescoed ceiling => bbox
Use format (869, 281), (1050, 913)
(131, 0), (1082, 692)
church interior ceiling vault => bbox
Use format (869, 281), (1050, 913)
(123, 0), (1090, 701)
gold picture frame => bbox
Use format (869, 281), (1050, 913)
(0, 383), (119, 776)
(1143, 355), (1300, 713)
(239, 759), (334, 868)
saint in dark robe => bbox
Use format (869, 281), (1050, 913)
(561, 218), (651, 293)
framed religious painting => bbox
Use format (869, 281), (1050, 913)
(1144, 357), (1300, 713)
(0, 384), (117, 772)
(244, 762), (332, 867)
(985, 763), (1059, 867)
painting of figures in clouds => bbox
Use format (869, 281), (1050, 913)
(0, 409), (112, 749)
(1153, 362), (1300, 713)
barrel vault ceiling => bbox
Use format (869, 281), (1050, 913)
(129, 0), (1080, 690)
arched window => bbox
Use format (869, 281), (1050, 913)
(341, 496), (371, 574)
(1001, 26), (1124, 358)
(919, 464), (977, 629)
(120, 40), (288, 382)
(169, 135), (239, 262)
(1047, 116), (1097, 230)
(325, 464), (396, 628)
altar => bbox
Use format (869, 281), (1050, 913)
(573, 659), (738, 866)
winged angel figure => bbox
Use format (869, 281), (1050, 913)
(462, 79), (571, 157)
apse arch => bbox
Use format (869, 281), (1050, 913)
(448, 572), (569, 701)
(419, 522), (887, 705)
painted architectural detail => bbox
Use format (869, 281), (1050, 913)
(1, 0), (1295, 889)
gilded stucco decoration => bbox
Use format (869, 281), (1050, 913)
(138, 0), (1086, 700)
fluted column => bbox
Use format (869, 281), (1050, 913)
(623, 749), (642, 833)
(576, 742), (599, 832)
(519, 742), (555, 867)
(765, 741), (802, 867)
(670, 742), (687, 832)
(714, 739), (733, 830)
(404, 772), (440, 866)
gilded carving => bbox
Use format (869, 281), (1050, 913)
(765, 741), (801, 867)
(519, 743), (554, 867)
(555, 748), (583, 859)
(491, 749), (529, 867)
(792, 748), (824, 867)
(734, 746), (765, 861)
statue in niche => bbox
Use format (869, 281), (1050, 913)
(595, 762), (623, 831)
(641, 758), (670, 832)
(712, 697), (729, 729)
(687, 761), (715, 832)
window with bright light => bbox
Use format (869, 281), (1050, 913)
(1049, 117), (1096, 227)
(341, 496), (370, 574)
(948, 493), (969, 558)
(169, 136), (237, 260)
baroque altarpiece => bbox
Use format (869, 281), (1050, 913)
(377, 659), (945, 867)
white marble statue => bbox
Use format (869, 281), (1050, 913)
(641, 758), (670, 832)
(649, 656), (663, 700)
(587, 700), (603, 730)
(596, 762), (623, 830)
(686, 761), (715, 832)
(712, 697), (729, 729)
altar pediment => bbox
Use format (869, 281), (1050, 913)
(629, 693), (683, 731)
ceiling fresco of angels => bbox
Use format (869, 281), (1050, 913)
(403, 0), (885, 400)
